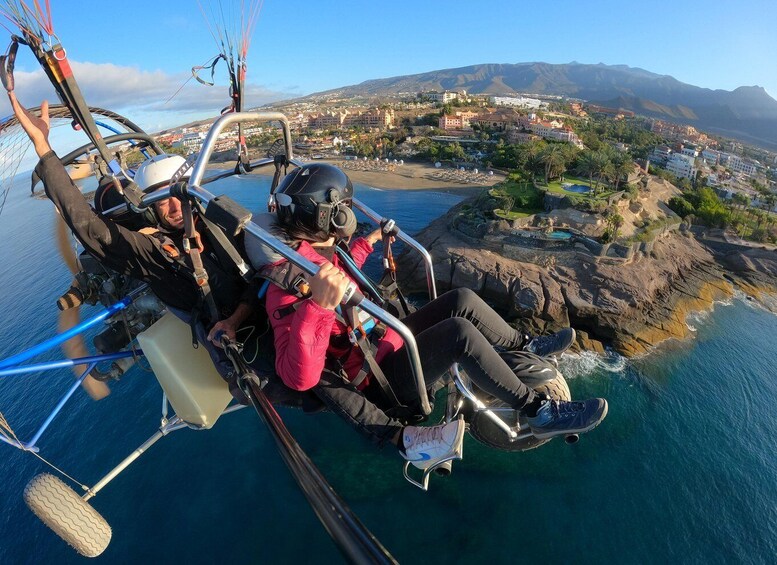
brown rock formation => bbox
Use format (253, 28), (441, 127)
(397, 200), (777, 357)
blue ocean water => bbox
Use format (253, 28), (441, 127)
(0, 172), (775, 564)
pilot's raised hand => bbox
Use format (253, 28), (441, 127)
(7, 93), (51, 157)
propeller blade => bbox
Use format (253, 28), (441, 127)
(55, 214), (110, 400)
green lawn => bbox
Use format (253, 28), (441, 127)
(494, 180), (539, 199)
(489, 181), (545, 217)
(494, 209), (540, 220)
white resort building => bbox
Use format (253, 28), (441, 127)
(665, 153), (696, 180)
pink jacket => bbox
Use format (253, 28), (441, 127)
(265, 238), (404, 391)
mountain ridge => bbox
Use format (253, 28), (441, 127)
(297, 62), (777, 149)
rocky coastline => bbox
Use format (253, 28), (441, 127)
(396, 198), (777, 357)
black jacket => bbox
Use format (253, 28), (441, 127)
(36, 151), (254, 322)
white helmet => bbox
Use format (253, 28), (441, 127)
(133, 154), (190, 192)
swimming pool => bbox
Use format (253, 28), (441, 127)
(548, 230), (573, 240)
(562, 183), (591, 194)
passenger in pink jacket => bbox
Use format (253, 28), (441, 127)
(265, 236), (403, 391)
(256, 163), (608, 472)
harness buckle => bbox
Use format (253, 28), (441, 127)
(291, 275), (310, 297)
(183, 232), (204, 254)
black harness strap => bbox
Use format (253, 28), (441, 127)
(340, 305), (402, 408)
(194, 201), (254, 282)
(336, 238), (415, 320)
(267, 154), (289, 212)
(191, 54), (225, 86)
(178, 194), (219, 324)
(143, 228), (207, 347)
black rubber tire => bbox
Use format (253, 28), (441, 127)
(23, 473), (112, 558)
(468, 373), (572, 452)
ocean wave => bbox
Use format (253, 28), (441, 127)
(685, 293), (736, 331)
(732, 289), (750, 302)
(559, 349), (627, 379)
(735, 289), (777, 315)
(686, 309), (710, 332)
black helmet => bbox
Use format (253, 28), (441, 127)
(273, 163), (357, 239)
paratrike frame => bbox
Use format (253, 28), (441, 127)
(1, 110), (530, 561)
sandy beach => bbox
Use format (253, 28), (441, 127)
(212, 158), (505, 194)
(322, 158), (504, 194)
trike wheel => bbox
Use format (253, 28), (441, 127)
(24, 473), (112, 557)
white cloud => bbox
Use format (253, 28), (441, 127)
(0, 60), (294, 131)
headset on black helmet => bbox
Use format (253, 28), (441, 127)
(273, 163), (357, 240)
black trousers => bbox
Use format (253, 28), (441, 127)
(379, 288), (536, 413)
(311, 288), (537, 447)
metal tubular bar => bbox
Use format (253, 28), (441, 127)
(451, 366), (517, 439)
(161, 393), (168, 424)
(352, 198), (438, 300)
(57, 133), (164, 171)
(0, 351), (138, 378)
(188, 112), (294, 187)
(93, 120), (151, 157)
(335, 248), (385, 305)
(244, 380), (397, 564)
(0, 296), (136, 371)
(25, 362), (97, 449)
(83, 416), (184, 501)
(83, 403), (248, 501)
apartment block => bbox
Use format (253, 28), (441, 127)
(665, 153), (696, 180)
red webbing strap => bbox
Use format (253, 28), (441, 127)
(26, 39), (144, 207)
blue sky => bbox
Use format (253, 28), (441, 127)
(0, 0), (775, 132)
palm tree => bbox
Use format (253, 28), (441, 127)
(539, 144), (567, 184)
(612, 156), (634, 192)
(576, 151), (598, 191)
(600, 161), (616, 194)
(765, 194), (777, 228)
(560, 144), (579, 182)
(588, 151), (611, 194)
(732, 192), (750, 225)
(518, 141), (545, 183)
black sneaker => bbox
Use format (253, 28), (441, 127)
(524, 328), (576, 357)
(527, 397), (608, 439)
